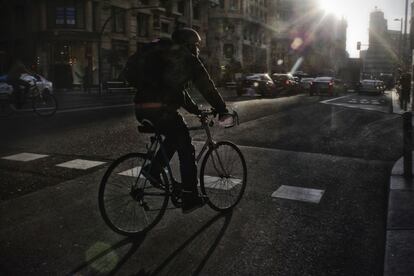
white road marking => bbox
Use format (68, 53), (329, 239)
(202, 176), (241, 190)
(118, 166), (168, 178)
(272, 185), (324, 204)
(118, 165), (242, 191)
(119, 166), (144, 177)
(1, 152), (49, 162)
(320, 95), (350, 104)
(56, 159), (106, 170)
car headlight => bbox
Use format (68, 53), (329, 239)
(253, 82), (259, 87)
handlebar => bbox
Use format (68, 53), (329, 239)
(193, 108), (239, 129)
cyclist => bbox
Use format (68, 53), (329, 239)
(7, 60), (32, 109)
(134, 28), (229, 213)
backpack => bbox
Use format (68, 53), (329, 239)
(120, 38), (173, 89)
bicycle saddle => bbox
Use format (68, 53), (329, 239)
(137, 119), (156, 133)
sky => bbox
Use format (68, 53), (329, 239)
(319, 0), (410, 57)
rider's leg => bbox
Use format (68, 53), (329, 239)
(153, 112), (204, 212)
(14, 79), (29, 109)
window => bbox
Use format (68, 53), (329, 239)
(229, 0), (239, 11)
(153, 15), (160, 28)
(92, 1), (98, 31)
(112, 6), (126, 33)
(53, 0), (84, 28)
(137, 13), (149, 37)
(224, 44), (235, 58)
(193, 4), (200, 20)
(161, 22), (169, 33)
(178, 1), (185, 14)
(219, 0), (225, 9)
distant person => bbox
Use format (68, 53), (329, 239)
(7, 60), (32, 109)
(399, 71), (411, 111)
(83, 62), (92, 93)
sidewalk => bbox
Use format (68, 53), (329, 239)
(53, 87), (237, 111)
(384, 90), (414, 275)
(53, 87), (135, 110)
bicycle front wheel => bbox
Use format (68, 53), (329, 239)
(32, 89), (57, 116)
(200, 141), (247, 211)
(98, 153), (169, 236)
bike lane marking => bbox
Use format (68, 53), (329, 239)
(271, 185), (325, 204)
(1, 152), (49, 162)
(56, 159), (106, 170)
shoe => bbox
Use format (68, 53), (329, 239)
(141, 165), (163, 188)
(181, 191), (205, 214)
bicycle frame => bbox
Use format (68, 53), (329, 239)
(138, 111), (236, 190)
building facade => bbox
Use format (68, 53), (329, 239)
(363, 8), (398, 77)
(205, 0), (278, 83)
(0, 0), (209, 89)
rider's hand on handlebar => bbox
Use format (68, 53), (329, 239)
(218, 112), (235, 128)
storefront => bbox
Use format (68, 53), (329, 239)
(37, 31), (99, 89)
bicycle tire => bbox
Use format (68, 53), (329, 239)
(98, 152), (169, 236)
(200, 141), (247, 211)
(32, 89), (57, 116)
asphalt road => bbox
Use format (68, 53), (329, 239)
(0, 91), (403, 275)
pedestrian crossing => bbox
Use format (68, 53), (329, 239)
(0, 151), (326, 204)
(2, 152), (49, 162)
(56, 159), (106, 170)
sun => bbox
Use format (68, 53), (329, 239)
(319, 0), (347, 18)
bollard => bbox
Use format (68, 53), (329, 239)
(403, 111), (412, 179)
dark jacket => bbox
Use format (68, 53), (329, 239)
(7, 62), (31, 81)
(400, 73), (411, 92)
(133, 42), (227, 114)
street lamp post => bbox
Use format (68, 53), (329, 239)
(404, 0), (409, 68)
(97, 5), (158, 95)
(394, 18), (403, 65)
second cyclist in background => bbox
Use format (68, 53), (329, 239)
(123, 28), (230, 213)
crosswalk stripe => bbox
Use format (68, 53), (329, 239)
(118, 166), (242, 191)
(272, 185), (324, 204)
(202, 176), (242, 190)
(1, 152), (49, 162)
(56, 159), (106, 170)
(118, 166), (144, 177)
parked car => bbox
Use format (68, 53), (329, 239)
(358, 79), (383, 95)
(310, 77), (343, 96)
(236, 73), (277, 97)
(300, 77), (314, 91)
(0, 73), (53, 95)
(271, 73), (300, 94)
(27, 73), (54, 94)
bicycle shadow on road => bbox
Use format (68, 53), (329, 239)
(146, 210), (233, 276)
(68, 211), (233, 275)
(68, 233), (146, 275)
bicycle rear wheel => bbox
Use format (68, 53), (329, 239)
(32, 89), (57, 116)
(98, 153), (169, 236)
(200, 141), (247, 211)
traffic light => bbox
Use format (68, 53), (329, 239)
(357, 41), (361, 50)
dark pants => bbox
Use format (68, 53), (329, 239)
(8, 79), (30, 108)
(400, 88), (410, 111)
(135, 109), (198, 192)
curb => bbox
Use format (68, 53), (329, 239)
(384, 153), (414, 276)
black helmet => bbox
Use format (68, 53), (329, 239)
(172, 28), (201, 45)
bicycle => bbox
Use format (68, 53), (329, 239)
(0, 79), (57, 117)
(98, 109), (247, 236)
